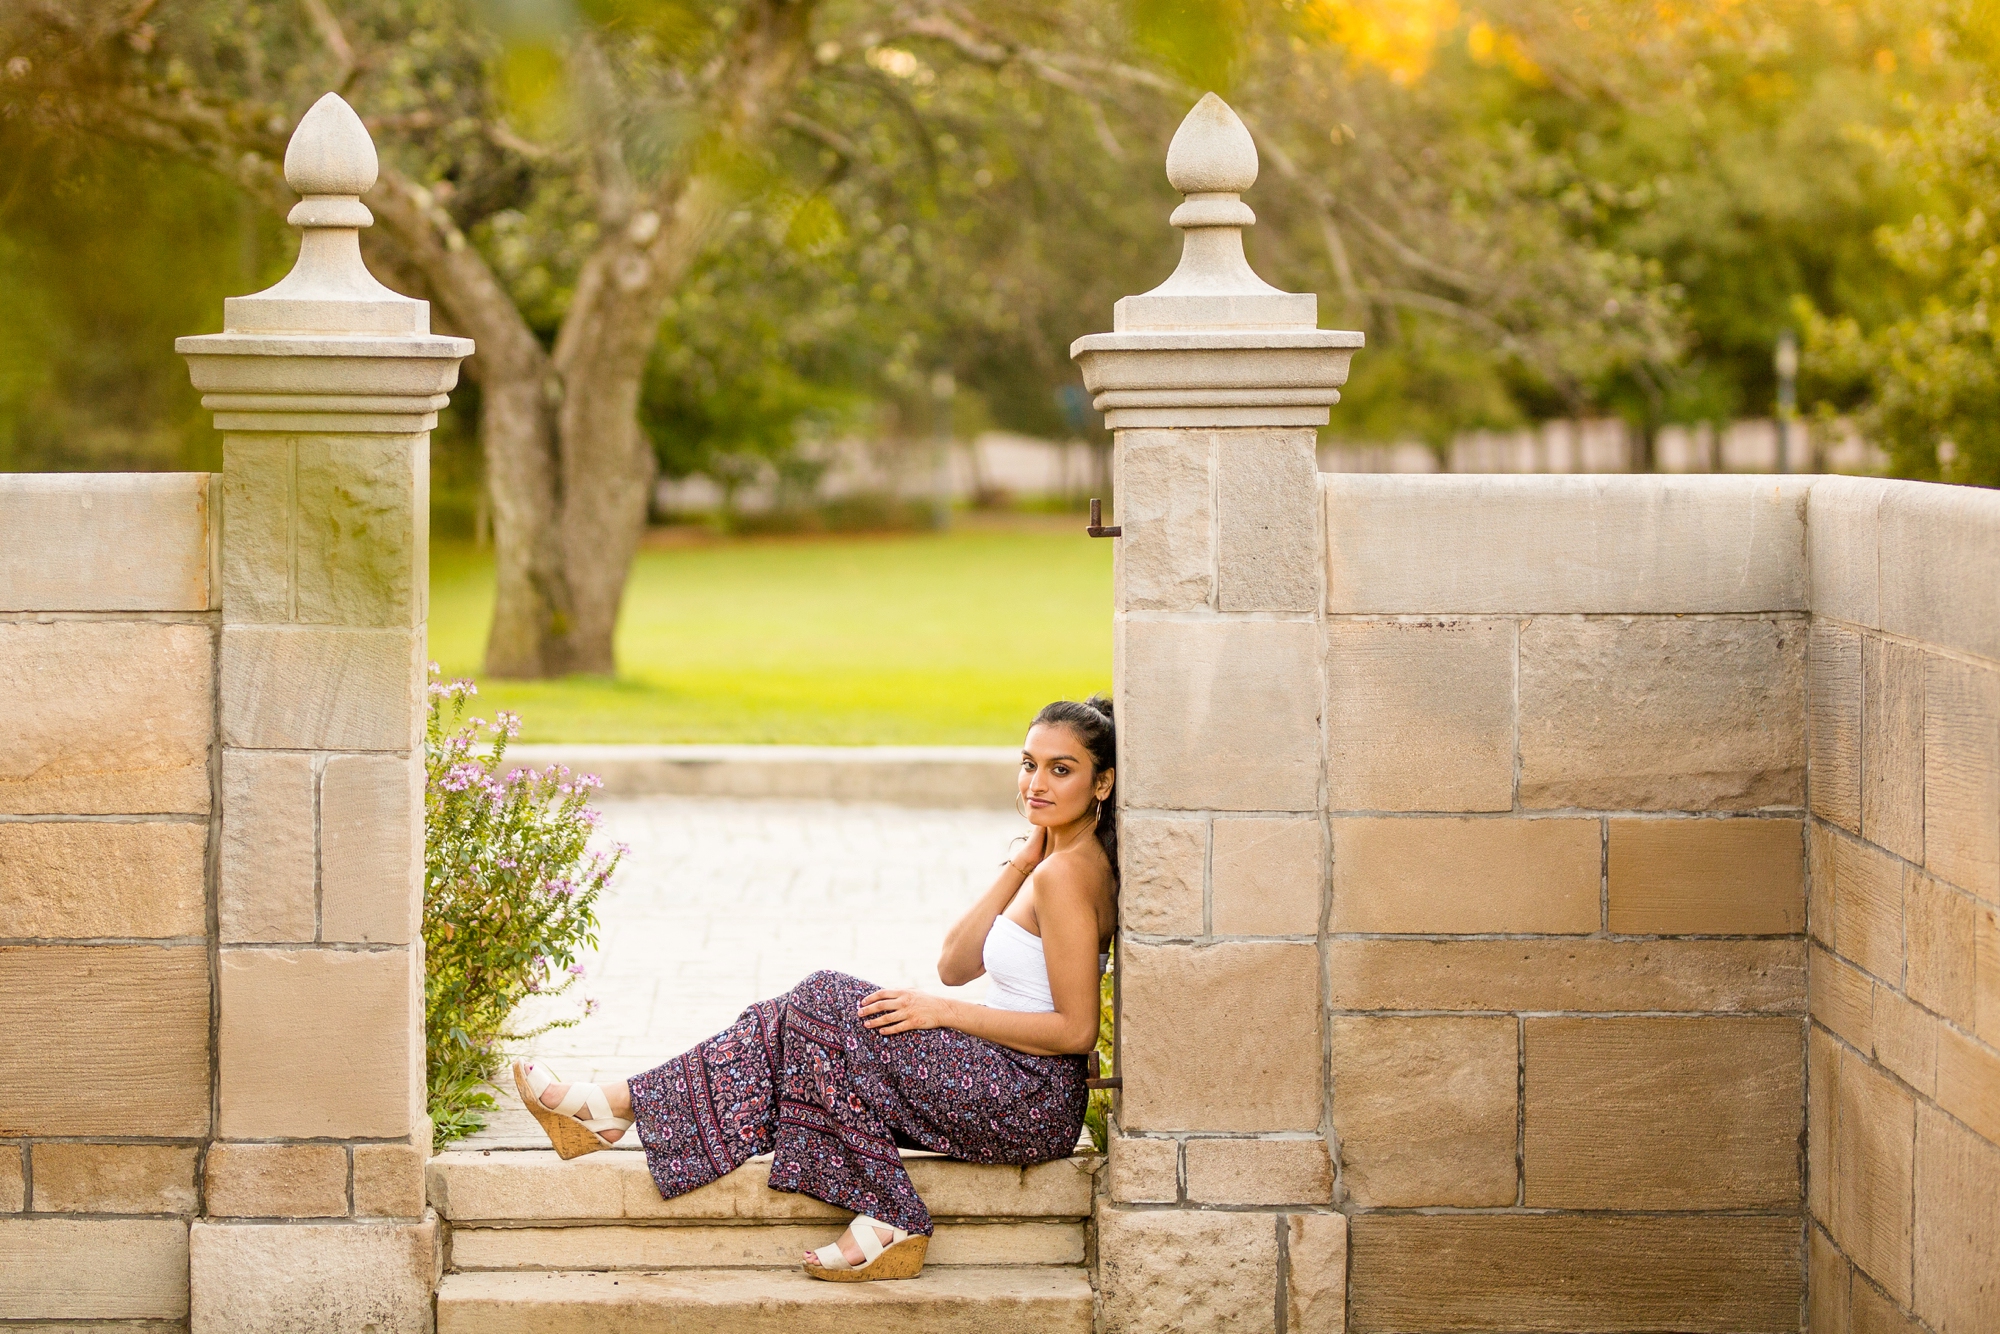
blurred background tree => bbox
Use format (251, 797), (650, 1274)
(0, 0), (1982, 674)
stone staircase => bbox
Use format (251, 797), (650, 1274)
(428, 1146), (1100, 1332)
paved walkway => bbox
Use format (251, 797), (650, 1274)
(467, 796), (1020, 1148)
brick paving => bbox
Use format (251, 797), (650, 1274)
(467, 796), (1020, 1148)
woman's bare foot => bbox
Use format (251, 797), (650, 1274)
(806, 1219), (897, 1267)
(533, 1077), (633, 1143)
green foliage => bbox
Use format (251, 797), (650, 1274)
(1802, 70), (2000, 485)
(1084, 940), (1115, 1154)
(423, 675), (623, 1148)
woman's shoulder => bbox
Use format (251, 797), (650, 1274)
(1036, 842), (1114, 899)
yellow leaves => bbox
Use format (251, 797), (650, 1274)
(1306, 0), (1542, 85)
(1306, 0), (1463, 85)
(498, 42), (569, 143)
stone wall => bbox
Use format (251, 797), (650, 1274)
(1, 474), (218, 1325)
(1099, 467), (2000, 1334)
(1, 92), (464, 1332)
(1802, 477), (2000, 1334)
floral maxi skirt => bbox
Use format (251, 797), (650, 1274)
(625, 969), (1088, 1236)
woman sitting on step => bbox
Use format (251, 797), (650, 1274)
(514, 697), (1117, 1283)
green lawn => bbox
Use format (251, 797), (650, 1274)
(427, 517), (1113, 744)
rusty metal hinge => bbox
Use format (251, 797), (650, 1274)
(1086, 498), (1120, 538)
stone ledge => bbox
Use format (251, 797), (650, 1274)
(447, 1220), (1084, 1270)
(501, 745), (1022, 810)
(436, 1265), (1093, 1334)
(428, 1150), (1098, 1223)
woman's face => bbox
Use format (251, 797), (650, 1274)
(1020, 723), (1111, 827)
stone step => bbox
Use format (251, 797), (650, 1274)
(428, 1149), (1098, 1226)
(449, 1219), (1084, 1271)
(502, 744), (1021, 809)
(435, 1266), (1096, 1334)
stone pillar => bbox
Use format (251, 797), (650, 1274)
(177, 93), (470, 1334)
(1072, 94), (1360, 1334)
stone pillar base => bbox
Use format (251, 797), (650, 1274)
(190, 1217), (439, 1333)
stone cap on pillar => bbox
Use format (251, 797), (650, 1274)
(1070, 93), (1362, 430)
(177, 93), (473, 434)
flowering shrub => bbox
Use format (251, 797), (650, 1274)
(424, 672), (623, 1148)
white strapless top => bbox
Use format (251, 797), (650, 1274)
(981, 915), (1111, 1014)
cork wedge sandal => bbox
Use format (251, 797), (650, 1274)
(804, 1216), (929, 1282)
(512, 1059), (633, 1160)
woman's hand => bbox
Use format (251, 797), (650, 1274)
(860, 988), (957, 1036)
(1010, 825), (1048, 876)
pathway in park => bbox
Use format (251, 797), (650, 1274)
(466, 796), (1020, 1148)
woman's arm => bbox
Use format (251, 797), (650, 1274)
(935, 826), (1045, 987)
(869, 853), (1103, 1057)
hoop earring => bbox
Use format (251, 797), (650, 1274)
(1087, 796), (1101, 823)
(1015, 792), (1030, 820)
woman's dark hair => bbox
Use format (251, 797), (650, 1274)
(1032, 694), (1118, 881)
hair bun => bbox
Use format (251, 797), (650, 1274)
(1083, 693), (1114, 722)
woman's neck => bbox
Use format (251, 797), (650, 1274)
(1044, 814), (1099, 858)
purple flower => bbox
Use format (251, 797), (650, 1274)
(568, 962), (585, 976)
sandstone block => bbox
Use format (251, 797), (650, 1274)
(1815, 823), (1906, 983)
(1524, 1016), (1801, 1209)
(1807, 476), (1887, 628)
(354, 1144), (427, 1219)
(190, 1218), (437, 1334)
(1326, 937), (1805, 1014)
(221, 750), (317, 943)
(1812, 944), (1875, 1053)
(1330, 816), (1600, 934)
(1328, 1015), (1517, 1207)
(0, 821), (206, 939)
(33, 1144), (198, 1215)
(1811, 621), (1863, 832)
(1184, 1137), (1333, 1206)
(1906, 870), (1977, 1027)
(0, 1146), (20, 1212)
(1913, 1102), (2000, 1334)
(321, 754), (421, 943)
(1118, 815), (1205, 936)
(1809, 1026), (1837, 1225)
(1324, 619), (1514, 812)
(1871, 987), (1938, 1098)
(220, 625), (421, 752)
(1217, 430), (1318, 612)
(1115, 432), (1213, 612)
(1607, 817), (1803, 935)
(1285, 1212), (1347, 1334)
(448, 1219), (1082, 1270)
(1211, 817), (1322, 935)
(1324, 473), (1809, 615)
(1119, 941), (1321, 1131)
(1099, 1207), (1277, 1334)
(1107, 1134), (1178, 1204)
(1935, 1025), (2000, 1145)
(0, 622), (212, 816)
(1519, 617), (1806, 811)
(1923, 655), (2000, 902)
(219, 947), (417, 1139)
(0, 1219), (189, 1319)
(1980, 901), (2000, 1044)
(221, 435), (293, 623)
(1829, 1041), (1915, 1303)
(1810, 1224), (1850, 1334)
(1876, 475), (2000, 662)
(206, 1144), (348, 1218)
(1346, 1213), (1801, 1334)
(1119, 618), (1320, 811)
(1850, 1277), (1924, 1334)
(1863, 635), (1925, 863)
(0, 472), (213, 612)
(0, 946), (209, 1136)
(294, 435), (424, 628)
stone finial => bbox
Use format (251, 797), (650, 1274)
(285, 92), (380, 205)
(1164, 92), (1257, 195)
(1111, 93), (1314, 332)
(220, 91), (428, 336)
